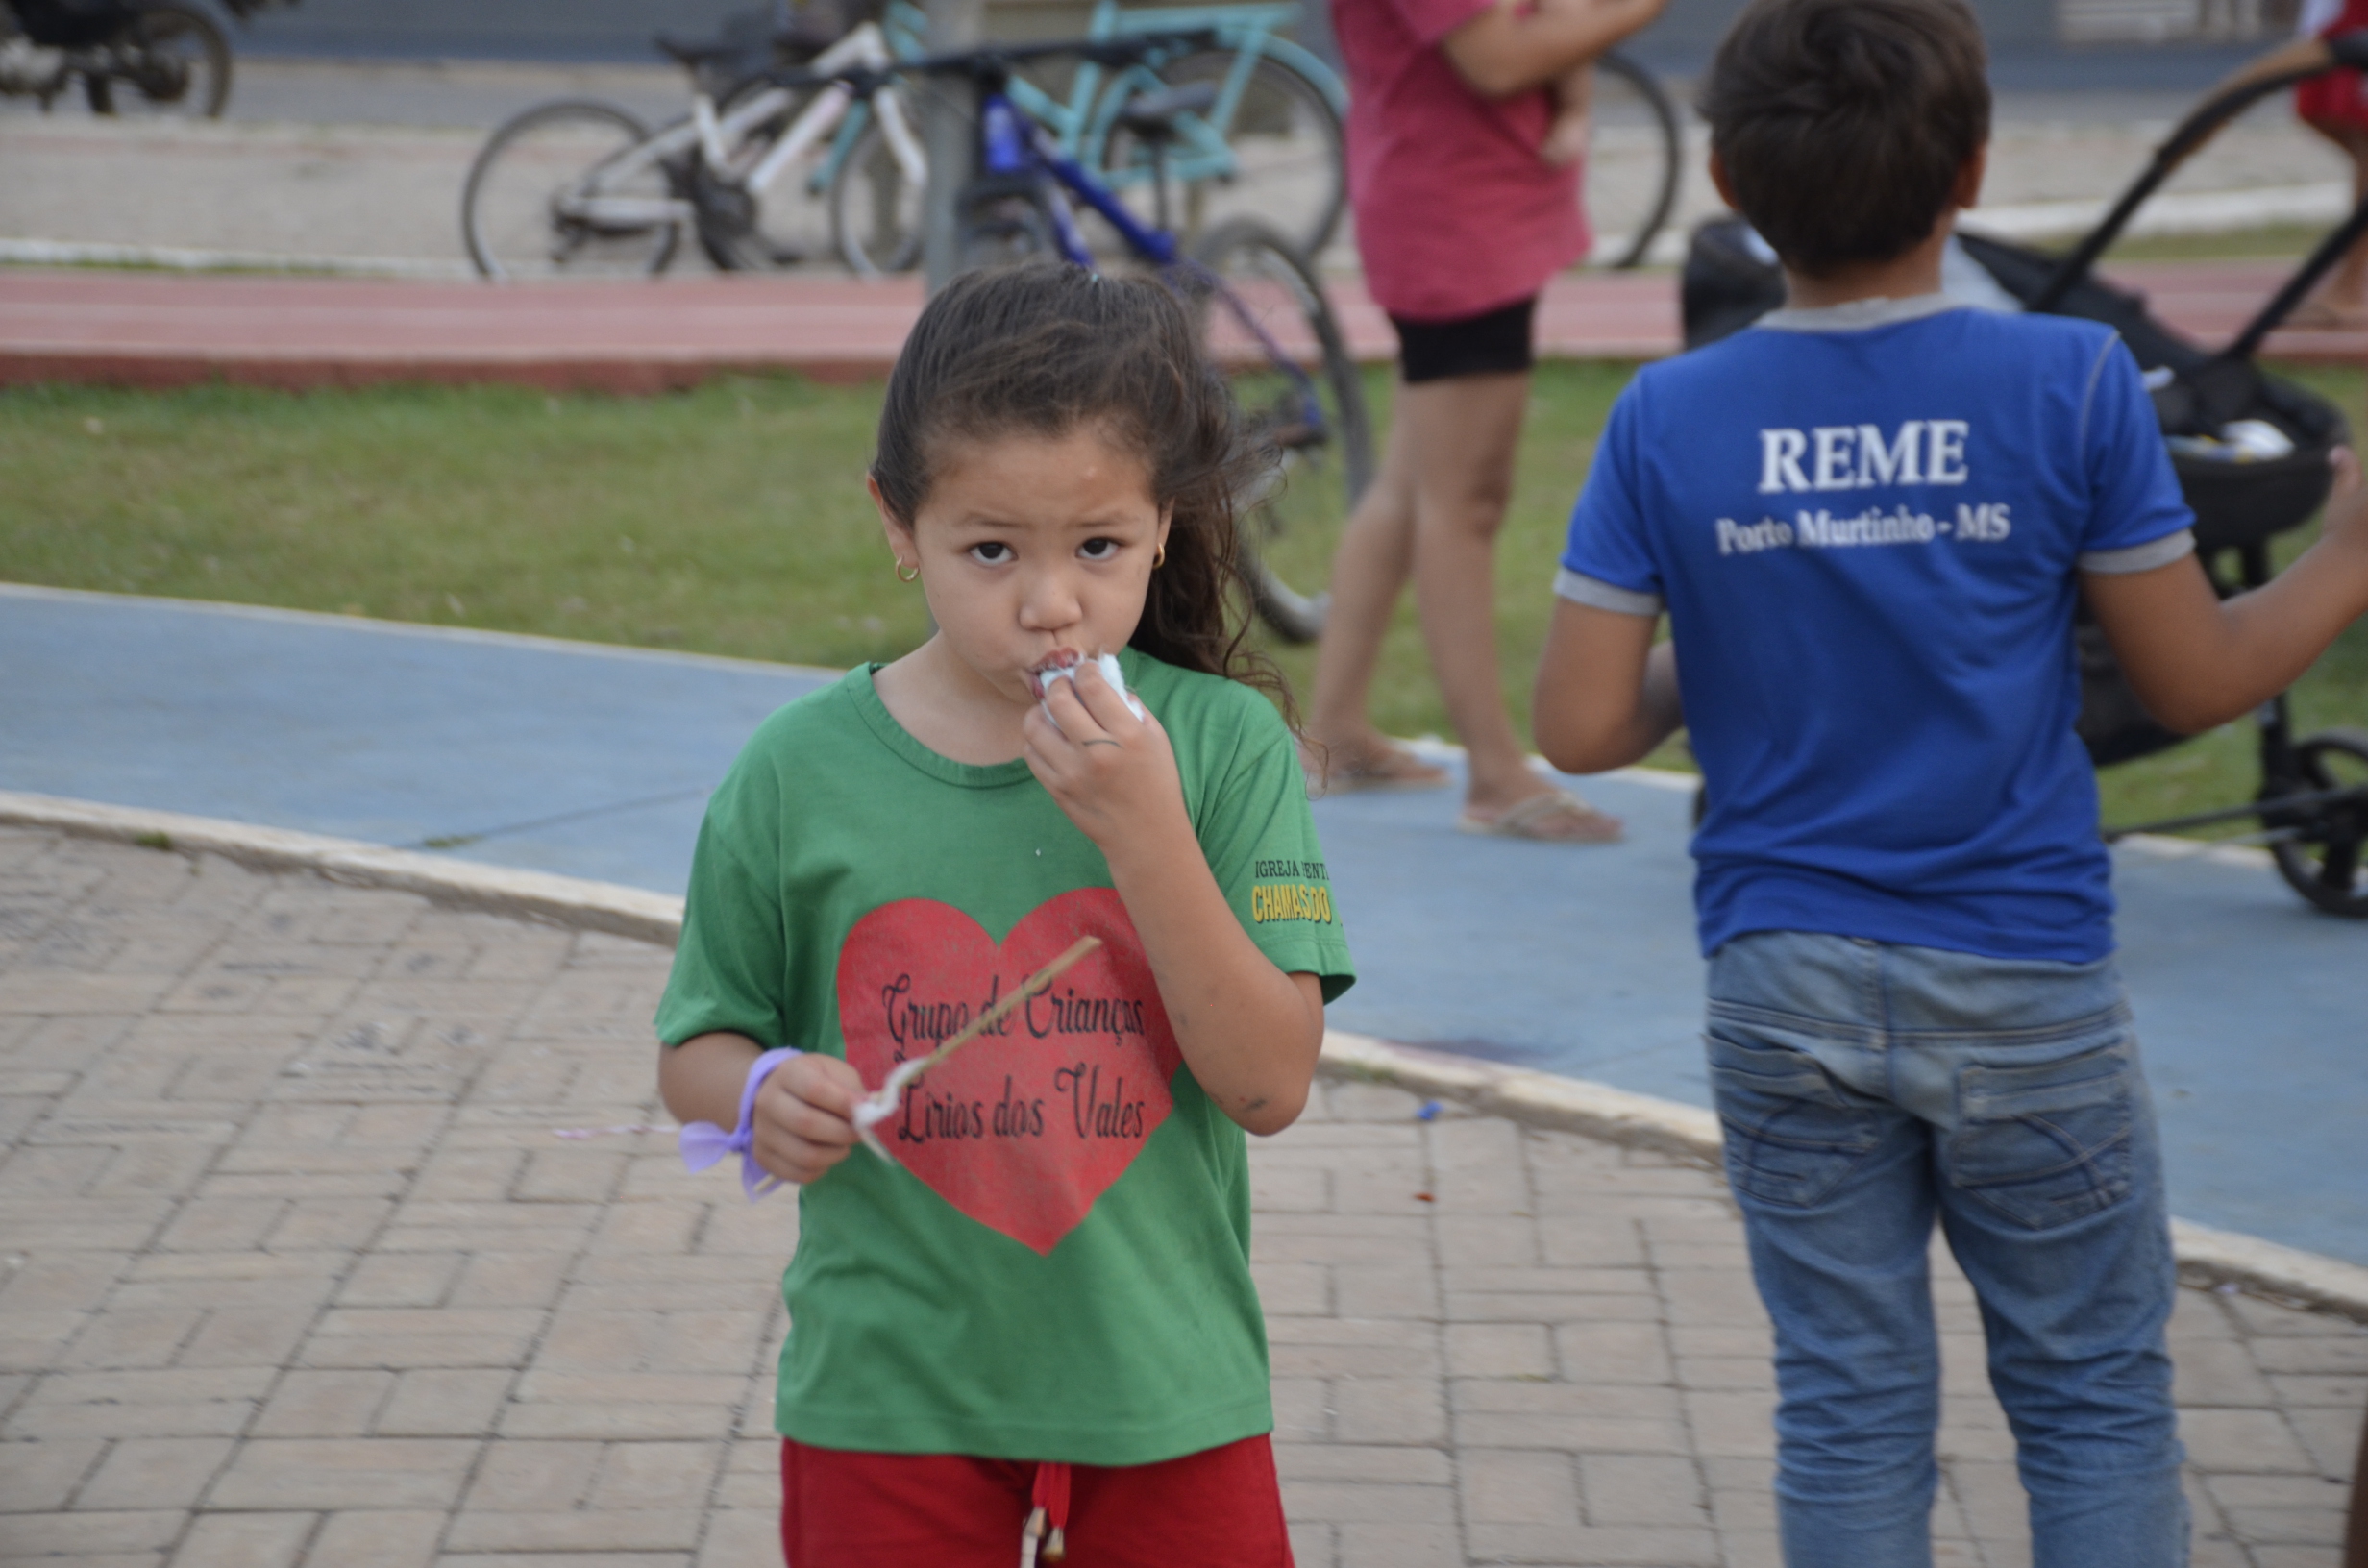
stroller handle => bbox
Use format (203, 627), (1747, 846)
(2031, 30), (2368, 316)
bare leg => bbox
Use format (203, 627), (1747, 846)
(1397, 371), (1556, 814)
(2346, 1399), (2367, 1568)
(2299, 119), (2368, 324)
(1307, 393), (1423, 769)
(2337, 144), (2368, 311)
(1306, 367), (1618, 836)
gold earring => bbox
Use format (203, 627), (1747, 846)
(1154, 543), (1168, 569)
(896, 559), (919, 583)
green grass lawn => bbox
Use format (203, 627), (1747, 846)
(3, 365), (2362, 837)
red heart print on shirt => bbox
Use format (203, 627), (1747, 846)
(836, 888), (1182, 1255)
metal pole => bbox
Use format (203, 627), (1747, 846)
(920, 0), (986, 293)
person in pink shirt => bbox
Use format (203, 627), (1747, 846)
(1306, 0), (1665, 838)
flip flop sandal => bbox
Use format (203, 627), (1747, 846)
(1456, 788), (1624, 844)
(1303, 741), (1452, 798)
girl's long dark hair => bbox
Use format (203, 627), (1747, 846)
(871, 262), (1289, 715)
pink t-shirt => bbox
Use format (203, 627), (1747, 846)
(1331, 0), (1589, 321)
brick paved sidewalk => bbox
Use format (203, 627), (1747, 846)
(1, 827), (2361, 1568)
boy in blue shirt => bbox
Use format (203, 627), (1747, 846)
(1536, 0), (2368, 1562)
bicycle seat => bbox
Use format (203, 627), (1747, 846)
(655, 35), (746, 67)
(1114, 81), (1219, 142)
(655, 5), (838, 74)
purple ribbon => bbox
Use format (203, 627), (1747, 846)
(679, 1046), (800, 1199)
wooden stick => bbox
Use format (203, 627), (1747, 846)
(909, 935), (1102, 1075)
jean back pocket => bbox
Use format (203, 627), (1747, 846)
(1945, 1041), (2136, 1231)
(1708, 1031), (1883, 1210)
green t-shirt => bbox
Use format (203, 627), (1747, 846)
(654, 650), (1355, 1464)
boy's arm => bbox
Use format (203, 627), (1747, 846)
(1440, 0), (1666, 99)
(2084, 450), (2368, 734)
(1533, 600), (1684, 773)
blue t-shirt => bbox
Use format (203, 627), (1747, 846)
(1560, 299), (2195, 963)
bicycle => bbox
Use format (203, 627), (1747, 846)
(0, 0), (286, 117)
(831, 0), (1346, 275)
(460, 13), (924, 280)
(806, 35), (1369, 643)
(1582, 49), (1682, 270)
(845, 20), (1674, 276)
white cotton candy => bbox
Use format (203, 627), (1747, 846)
(851, 1060), (925, 1165)
(1037, 652), (1146, 728)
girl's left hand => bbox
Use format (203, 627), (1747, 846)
(1022, 661), (1189, 854)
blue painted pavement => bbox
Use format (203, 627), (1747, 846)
(5, 584), (2362, 1265)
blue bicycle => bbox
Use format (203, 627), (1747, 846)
(821, 0), (1344, 275)
(830, 36), (1370, 641)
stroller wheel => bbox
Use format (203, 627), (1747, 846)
(2262, 728), (2368, 918)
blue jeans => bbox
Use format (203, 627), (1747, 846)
(1706, 931), (2187, 1567)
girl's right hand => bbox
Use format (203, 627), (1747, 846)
(751, 1052), (868, 1186)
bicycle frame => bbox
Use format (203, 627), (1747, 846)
(973, 85), (1324, 431)
(979, 92), (1173, 267)
(1091, 0), (1342, 193)
(562, 22), (921, 229)
(820, 0), (1342, 203)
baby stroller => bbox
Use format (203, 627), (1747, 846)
(1679, 32), (2368, 918)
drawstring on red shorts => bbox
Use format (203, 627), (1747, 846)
(1020, 1460), (1071, 1566)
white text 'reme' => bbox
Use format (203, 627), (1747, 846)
(1759, 421), (1970, 494)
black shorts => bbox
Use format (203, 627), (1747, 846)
(1388, 296), (1537, 384)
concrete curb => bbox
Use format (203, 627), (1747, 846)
(12, 184), (2342, 280)
(0, 580), (847, 681)
(1972, 181), (2352, 243)
(0, 791), (680, 947)
(6, 788), (2363, 1323)
(1631, 182), (2353, 267)
(0, 237), (475, 280)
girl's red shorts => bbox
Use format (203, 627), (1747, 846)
(779, 1433), (1295, 1568)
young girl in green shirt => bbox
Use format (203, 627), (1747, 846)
(654, 262), (1355, 1567)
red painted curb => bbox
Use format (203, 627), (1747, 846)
(0, 259), (2356, 394)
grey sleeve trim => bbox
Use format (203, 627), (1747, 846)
(1554, 568), (1664, 615)
(2080, 528), (2196, 575)
(1755, 292), (1965, 332)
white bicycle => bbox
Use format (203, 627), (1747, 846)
(461, 18), (925, 280)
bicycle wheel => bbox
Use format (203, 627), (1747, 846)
(1099, 52), (1345, 261)
(696, 79), (839, 271)
(1179, 218), (1371, 644)
(2265, 729), (2368, 917)
(832, 119), (925, 277)
(1582, 51), (1681, 270)
(82, 2), (229, 118)
(462, 101), (680, 281)
(956, 180), (1060, 269)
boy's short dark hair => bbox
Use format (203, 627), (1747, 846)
(1699, 0), (1990, 278)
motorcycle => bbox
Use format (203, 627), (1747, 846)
(0, 0), (294, 117)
